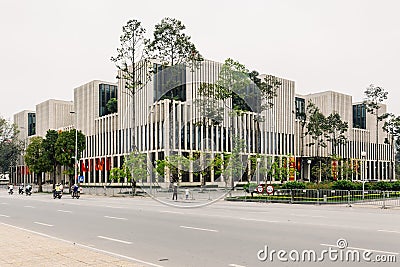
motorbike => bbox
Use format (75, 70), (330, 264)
(53, 190), (62, 199)
(25, 187), (32, 196)
(8, 188), (13, 195)
(18, 187), (24, 194)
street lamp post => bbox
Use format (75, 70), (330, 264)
(256, 157), (261, 185)
(70, 111), (78, 186)
(307, 159), (311, 181)
(361, 151), (367, 199)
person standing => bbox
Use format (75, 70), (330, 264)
(185, 188), (189, 200)
(172, 183), (178, 201)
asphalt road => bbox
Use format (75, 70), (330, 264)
(1, 189), (400, 267)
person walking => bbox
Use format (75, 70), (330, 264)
(185, 188), (189, 200)
(172, 183), (178, 201)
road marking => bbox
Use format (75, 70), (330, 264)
(290, 214), (327, 218)
(229, 264), (246, 267)
(24, 205), (35, 208)
(34, 222), (53, 227)
(58, 209), (72, 213)
(98, 235), (132, 244)
(0, 214), (10, 218)
(105, 206), (124, 209)
(0, 223), (163, 267)
(320, 243), (399, 255)
(104, 215), (128, 221)
(179, 225), (218, 232)
(160, 210), (184, 215)
(378, 229), (400, 234)
(239, 218), (279, 223)
(1, 203), (8, 205)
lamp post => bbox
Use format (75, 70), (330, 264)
(256, 157), (261, 185)
(70, 111), (78, 185)
(307, 159), (311, 181)
(361, 151), (367, 199)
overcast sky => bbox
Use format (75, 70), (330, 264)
(1, 0), (399, 121)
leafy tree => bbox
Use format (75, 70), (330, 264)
(324, 112), (348, 156)
(24, 136), (49, 192)
(223, 135), (246, 189)
(0, 116), (21, 175)
(306, 101), (327, 182)
(111, 19), (150, 153)
(363, 84), (388, 179)
(109, 167), (125, 183)
(147, 17), (202, 67)
(382, 114), (400, 180)
(125, 152), (148, 193)
(106, 98), (117, 114)
(294, 99), (308, 180)
(41, 130), (59, 189)
(55, 129), (85, 186)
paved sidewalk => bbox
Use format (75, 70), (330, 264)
(0, 223), (144, 267)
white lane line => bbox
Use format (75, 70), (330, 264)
(58, 209), (72, 213)
(378, 229), (400, 234)
(0, 214), (10, 218)
(34, 222), (53, 227)
(0, 223), (163, 267)
(290, 214), (327, 218)
(24, 205), (35, 208)
(104, 215), (128, 221)
(160, 210), (184, 215)
(320, 243), (399, 255)
(105, 206), (124, 209)
(239, 218), (279, 223)
(229, 264), (246, 267)
(180, 225), (218, 233)
(98, 235), (132, 244)
(1, 202), (8, 205)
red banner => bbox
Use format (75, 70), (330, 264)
(331, 160), (338, 180)
(289, 157), (295, 181)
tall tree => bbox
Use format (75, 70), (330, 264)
(294, 99), (308, 180)
(0, 116), (21, 175)
(147, 17), (202, 67)
(324, 112), (348, 156)
(55, 129), (86, 186)
(306, 101), (327, 182)
(111, 19), (150, 153)
(382, 113), (400, 180)
(363, 84), (388, 180)
(42, 130), (59, 189)
(24, 136), (49, 192)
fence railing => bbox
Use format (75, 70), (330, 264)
(233, 189), (400, 208)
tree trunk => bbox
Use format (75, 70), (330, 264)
(38, 173), (43, 193)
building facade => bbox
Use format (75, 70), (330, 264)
(10, 60), (395, 186)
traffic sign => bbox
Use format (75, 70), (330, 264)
(257, 185), (264, 193)
(78, 175), (84, 183)
(266, 185), (274, 195)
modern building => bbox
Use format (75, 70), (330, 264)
(10, 59), (395, 186)
(11, 100), (74, 185)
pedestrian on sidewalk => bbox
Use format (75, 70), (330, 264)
(172, 183), (178, 201)
(185, 188), (189, 200)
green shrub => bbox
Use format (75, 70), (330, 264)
(332, 180), (356, 190)
(391, 181), (400, 191)
(371, 181), (392, 191)
(281, 181), (306, 189)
